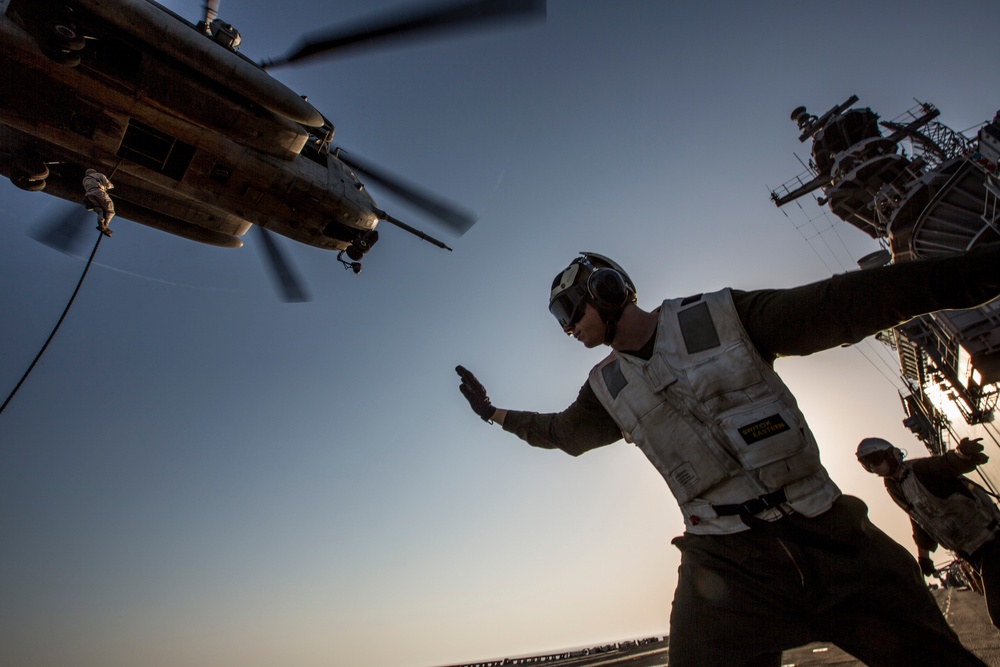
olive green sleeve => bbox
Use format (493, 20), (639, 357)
(735, 245), (1000, 361)
(501, 380), (623, 456)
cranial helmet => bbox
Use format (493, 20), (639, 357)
(549, 253), (637, 338)
(856, 437), (903, 473)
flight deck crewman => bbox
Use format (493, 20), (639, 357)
(858, 435), (1000, 630)
(83, 168), (115, 237)
(456, 248), (1000, 667)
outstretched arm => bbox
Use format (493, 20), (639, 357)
(911, 438), (989, 492)
(455, 366), (621, 456)
(737, 246), (1000, 361)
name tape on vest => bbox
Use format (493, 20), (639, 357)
(738, 414), (790, 445)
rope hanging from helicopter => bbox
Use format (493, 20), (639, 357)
(0, 230), (105, 417)
(0, 159), (122, 418)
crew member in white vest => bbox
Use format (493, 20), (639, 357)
(457, 248), (1000, 667)
(858, 436), (1000, 629)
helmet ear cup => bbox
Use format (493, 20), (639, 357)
(588, 268), (628, 309)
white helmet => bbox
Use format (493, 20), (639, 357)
(856, 437), (902, 473)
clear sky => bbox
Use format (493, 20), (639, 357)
(2, 1), (999, 666)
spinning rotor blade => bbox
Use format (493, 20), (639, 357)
(263, 0), (545, 68)
(254, 226), (310, 302)
(337, 150), (477, 235)
(28, 206), (93, 256)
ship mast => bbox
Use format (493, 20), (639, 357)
(772, 97), (1000, 468)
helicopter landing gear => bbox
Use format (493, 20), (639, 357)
(39, 45), (81, 67)
(10, 155), (49, 192)
(337, 251), (363, 274)
(11, 172), (47, 191)
(38, 13), (85, 67)
(345, 244), (364, 261)
(46, 20), (86, 52)
(335, 229), (378, 274)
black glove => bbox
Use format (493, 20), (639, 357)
(456, 365), (497, 422)
(957, 437), (989, 465)
(918, 556), (937, 578)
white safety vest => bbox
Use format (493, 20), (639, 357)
(897, 462), (1000, 556)
(589, 289), (841, 535)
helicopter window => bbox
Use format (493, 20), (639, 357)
(117, 119), (195, 180)
(301, 141), (328, 167)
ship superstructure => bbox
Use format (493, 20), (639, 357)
(771, 96), (1000, 483)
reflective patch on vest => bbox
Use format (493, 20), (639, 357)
(602, 359), (628, 399)
(738, 414), (791, 444)
(671, 462), (700, 490)
(678, 301), (721, 354)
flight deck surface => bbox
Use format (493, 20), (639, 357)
(441, 589), (1000, 667)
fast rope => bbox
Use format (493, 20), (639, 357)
(0, 231), (105, 417)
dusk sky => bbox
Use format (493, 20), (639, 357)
(2, 1), (999, 666)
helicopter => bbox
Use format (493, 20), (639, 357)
(0, 0), (545, 300)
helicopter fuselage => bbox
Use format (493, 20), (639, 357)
(0, 0), (381, 252)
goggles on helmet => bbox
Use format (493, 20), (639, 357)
(858, 449), (894, 472)
(549, 253), (636, 330)
(549, 282), (590, 329)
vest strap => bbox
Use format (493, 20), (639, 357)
(712, 488), (789, 524)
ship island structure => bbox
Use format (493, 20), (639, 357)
(770, 95), (1000, 503)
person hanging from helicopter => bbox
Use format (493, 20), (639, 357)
(82, 168), (114, 237)
(456, 246), (1000, 667)
(857, 436), (1000, 629)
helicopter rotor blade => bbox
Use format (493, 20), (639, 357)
(28, 205), (94, 256)
(337, 150), (477, 235)
(262, 0), (545, 68)
(254, 225), (311, 302)
(377, 210), (453, 251)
